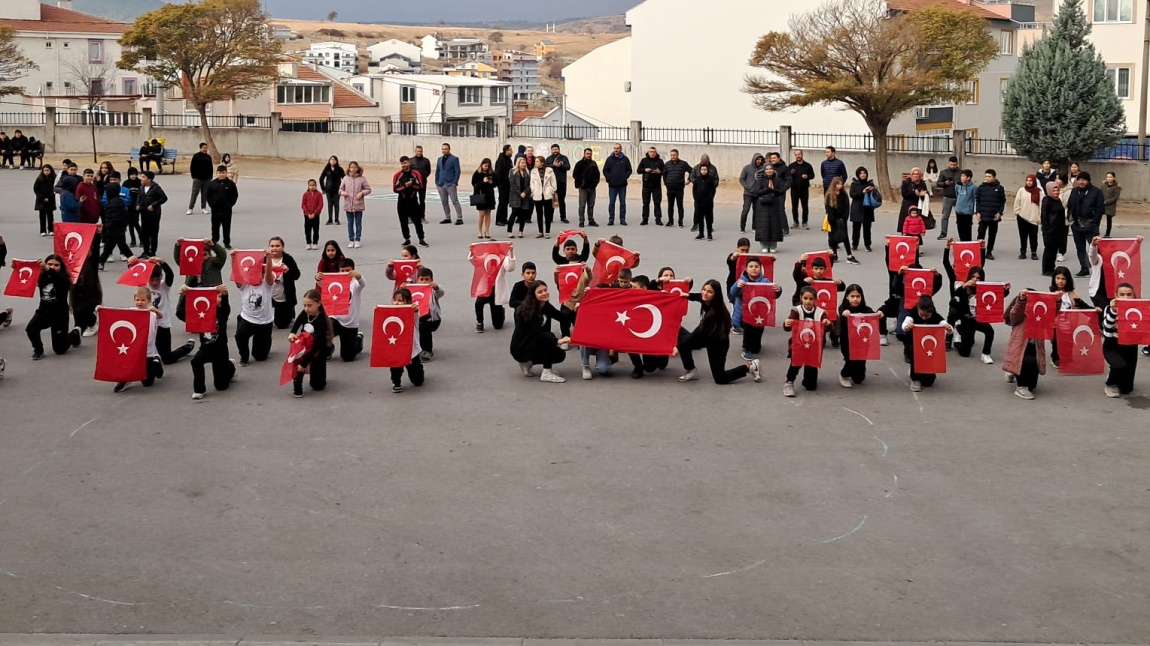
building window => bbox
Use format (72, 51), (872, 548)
(964, 79), (980, 104)
(88, 40), (103, 63)
(489, 86), (506, 104)
(276, 84), (331, 104)
(999, 30), (1014, 55)
(446, 120), (469, 137)
(458, 87), (481, 105)
(1093, 0), (1133, 22)
(45, 41), (52, 48)
(1107, 67), (1132, 98)
(122, 78), (137, 95)
(999, 78), (1009, 102)
(89, 78), (105, 96)
(400, 85), (416, 103)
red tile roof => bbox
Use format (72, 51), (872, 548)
(294, 64), (377, 109)
(513, 110), (547, 125)
(886, 0), (1003, 20)
(0, 5), (126, 34)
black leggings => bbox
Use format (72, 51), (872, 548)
(741, 324), (763, 354)
(955, 213), (974, 242)
(325, 192), (340, 223)
(1103, 338), (1138, 394)
(534, 200), (554, 235)
(851, 221), (872, 249)
(955, 318), (994, 356)
(26, 309), (72, 355)
(156, 326), (195, 364)
(330, 319), (362, 361)
(211, 210), (233, 247)
(391, 358), (426, 386)
(1015, 341), (1040, 390)
(304, 216), (320, 245)
(475, 294), (505, 328)
(191, 342), (234, 394)
(38, 208), (55, 235)
(1016, 217), (1038, 254)
(141, 214), (161, 257)
(273, 300), (295, 329)
(419, 317), (441, 353)
(293, 353), (327, 392)
(977, 219), (999, 252)
(507, 207), (531, 233)
(235, 316), (273, 362)
(678, 332), (749, 384)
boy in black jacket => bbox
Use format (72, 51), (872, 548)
(178, 284), (236, 400)
(974, 169), (1006, 260)
(98, 172), (134, 269)
(206, 165), (239, 248)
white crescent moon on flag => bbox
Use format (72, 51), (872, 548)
(911, 277), (928, 291)
(18, 267), (32, 280)
(1033, 301), (1048, 317)
(483, 254), (501, 271)
(411, 290), (425, 301)
(799, 327), (816, 343)
(109, 320), (138, 345)
(605, 255), (626, 271)
(1110, 251), (1131, 270)
(327, 281), (345, 295)
(627, 304), (663, 339)
(563, 271), (578, 284)
(895, 241), (910, 255)
(64, 231), (83, 250)
(184, 245), (199, 261)
(920, 333), (938, 350)
(816, 288), (832, 302)
(855, 320), (873, 338)
(959, 249), (975, 263)
(981, 290), (997, 305)
(1124, 306), (1144, 322)
(131, 262), (149, 275)
(240, 256), (256, 269)
(192, 296), (211, 312)
(381, 315), (406, 336)
(1073, 324), (1095, 346)
(747, 295), (772, 315)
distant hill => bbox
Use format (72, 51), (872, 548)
(356, 15), (629, 34)
(43, 0), (166, 23)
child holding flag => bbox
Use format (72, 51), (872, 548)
(782, 286), (830, 396)
(287, 289), (332, 398)
(110, 287), (162, 393)
(838, 284), (881, 388)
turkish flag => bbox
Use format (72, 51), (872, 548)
(903, 268), (935, 305)
(556, 263), (585, 304)
(661, 279), (691, 296)
(320, 273), (352, 316)
(847, 313), (882, 361)
(741, 282), (777, 328)
(53, 222), (97, 282)
(178, 239), (205, 276)
(557, 230), (582, 248)
(1097, 238), (1142, 297)
(590, 240), (638, 286)
(952, 241), (983, 274)
(887, 235), (919, 272)
(1056, 309), (1104, 375)
(812, 280), (838, 321)
(570, 287), (689, 355)
(279, 331), (314, 386)
(1024, 291), (1059, 340)
(469, 241), (510, 298)
(407, 283), (433, 318)
(789, 318), (824, 368)
(94, 307), (151, 383)
(184, 287), (218, 334)
(3, 259), (40, 298)
(975, 282), (1006, 324)
(391, 259), (421, 290)
(230, 250), (266, 285)
(912, 324), (947, 374)
(804, 251), (834, 279)
(371, 305), (418, 368)
(1116, 299), (1150, 346)
(117, 259), (155, 287)
(735, 253), (776, 282)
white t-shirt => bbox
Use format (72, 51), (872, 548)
(271, 258), (287, 303)
(239, 282), (274, 325)
(331, 276), (366, 329)
(148, 283), (172, 329)
(145, 310), (159, 358)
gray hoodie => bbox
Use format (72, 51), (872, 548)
(740, 153), (765, 196)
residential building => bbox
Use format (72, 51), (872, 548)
(444, 61), (499, 80)
(356, 74), (510, 137)
(420, 34), (489, 62)
(302, 41), (359, 75)
(492, 50), (541, 101)
(367, 39), (421, 70)
(517, 106), (617, 139)
(561, 36), (631, 128)
(1069, 0), (1141, 136)
(272, 61), (377, 119)
(268, 23), (294, 40)
(535, 39), (556, 60)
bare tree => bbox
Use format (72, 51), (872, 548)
(62, 58), (118, 163)
(326, 10), (338, 22)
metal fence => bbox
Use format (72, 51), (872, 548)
(280, 118), (381, 134)
(0, 112), (47, 126)
(1094, 140), (1149, 161)
(388, 121), (497, 138)
(152, 114), (272, 129)
(641, 127), (781, 147)
(54, 111), (143, 127)
(510, 123), (631, 141)
(792, 131), (953, 153)
(964, 138), (1018, 156)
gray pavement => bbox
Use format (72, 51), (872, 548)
(0, 170), (1148, 641)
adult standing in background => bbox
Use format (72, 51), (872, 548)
(319, 155), (345, 226)
(637, 147), (665, 226)
(820, 146), (848, 189)
(206, 164), (239, 249)
(663, 149), (691, 228)
(1102, 172), (1121, 238)
(1066, 171), (1104, 277)
(187, 142), (213, 215)
(787, 149), (815, 230)
(922, 158), (939, 222)
(572, 148), (600, 228)
(410, 145), (432, 224)
(546, 144), (571, 224)
(435, 142), (464, 226)
(602, 143), (632, 226)
(935, 156), (961, 240)
(1035, 159), (1057, 190)
(1013, 173), (1041, 261)
(849, 166), (877, 253)
(137, 171), (168, 259)
(738, 153), (766, 233)
(494, 144), (514, 227)
(897, 167), (929, 233)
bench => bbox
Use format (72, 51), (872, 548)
(128, 147), (178, 174)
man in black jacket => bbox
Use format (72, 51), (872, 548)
(547, 144), (572, 224)
(935, 156), (961, 240)
(138, 171), (168, 258)
(602, 143), (632, 225)
(410, 145), (432, 224)
(663, 149), (691, 228)
(787, 149), (815, 229)
(9, 130), (28, 170)
(572, 148), (600, 228)
(206, 164), (240, 248)
(187, 142), (213, 214)
(974, 169), (1006, 261)
(494, 144), (513, 227)
(98, 172), (133, 269)
(1067, 171), (1105, 276)
(637, 147), (665, 226)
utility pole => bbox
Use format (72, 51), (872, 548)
(1139, 0), (1149, 157)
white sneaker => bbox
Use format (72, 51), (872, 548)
(81, 326), (97, 337)
(980, 353), (994, 364)
(910, 380), (923, 392)
(1014, 387), (1034, 400)
(839, 374), (853, 388)
(748, 358), (761, 382)
(559, 342), (571, 351)
(1005, 372), (1016, 383)
(185, 209), (193, 215)
(1104, 384), (1120, 398)
(782, 381), (796, 397)
(677, 369), (698, 382)
(519, 361), (535, 377)
(540, 369), (566, 383)
(1056, 253), (1065, 262)
(581, 366), (592, 380)
(880, 334), (890, 346)
(201, 209), (209, 214)
(119, 255), (128, 261)
(348, 241), (355, 249)
(191, 392), (204, 400)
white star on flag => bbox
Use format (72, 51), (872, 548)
(986, 304), (992, 310)
(1132, 323), (1139, 329)
(926, 350), (934, 356)
(755, 317), (764, 325)
(20, 279), (27, 284)
(1118, 270), (1126, 278)
(615, 311), (630, 325)
(388, 336), (397, 345)
(117, 344), (129, 355)
(803, 343), (811, 349)
(1080, 346), (1089, 355)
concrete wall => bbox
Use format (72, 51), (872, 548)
(561, 37), (632, 128)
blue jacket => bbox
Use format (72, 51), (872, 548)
(602, 152), (632, 187)
(729, 272), (776, 328)
(954, 181), (976, 215)
(820, 158), (848, 187)
(435, 154), (461, 187)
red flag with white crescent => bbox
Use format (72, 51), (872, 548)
(975, 282), (1006, 324)
(469, 241), (510, 298)
(407, 283), (433, 318)
(912, 324), (947, 374)
(661, 279), (691, 296)
(1117, 299), (1150, 346)
(320, 273), (352, 316)
(117, 259), (155, 287)
(1024, 291), (1059, 340)
(371, 305), (418, 368)
(789, 318), (824, 368)
(570, 287), (689, 355)
(741, 282), (777, 328)
(812, 280), (838, 321)
(804, 251), (833, 280)
(556, 263), (584, 304)
(952, 241), (983, 274)
(847, 313), (881, 361)
(557, 230), (582, 248)
(590, 240), (638, 286)
(1056, 309), (1104, 375)
(184, 287), (218, 334)
(94, 307), (151, 383)
(887, 235), (919, 272)
(53, 222), (97, 283)
(903, 268), (935, 305)
(279, 331), (314, 386)
(1097, 238), (1142, 298)
(3, 259), (40, 298)
(230, 250), (266, 286)
(734, 253), (776, 282)
(179, 239), (205, 276)
(391, 259), (421, 290)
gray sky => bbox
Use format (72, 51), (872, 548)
(266, 0), (641, 22)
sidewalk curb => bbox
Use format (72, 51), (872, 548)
(0, 637), (1142, 646)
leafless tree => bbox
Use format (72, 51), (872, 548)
(62, 58), (118, 163)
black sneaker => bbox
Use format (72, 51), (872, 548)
(293, 380), (304, 398)
(588, 221), (599, 227)
(985, 251), (996, 261)
(113, 382), (127, 393)
(402, 239), (411, 246)
(631, 368), (644, 379)
(475, 323), (484, 333)
(665, 221), (673, 228)
(620, 221), (627, 226)
(640, 221), (649, 226)
(69, 328), (81, 347)
(439, 218), (452, 225)
(455, 219), (464, 226)
(32, 351), (44, 361)
(560, 219), (569, 224)
(392, 384), (404, 393)
(1075, 269), (1090, 277)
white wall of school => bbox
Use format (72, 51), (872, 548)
(561, 37), (632, 128)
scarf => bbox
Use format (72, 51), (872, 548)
(1024, 174), (1042, 205)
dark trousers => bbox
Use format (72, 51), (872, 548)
(851, 221), (873, 250)
(955, 318), (994, 356)
(157, 326), (194, 364)
(1041, 228), (1064, 274)
(211, 209), (233, 247)
(1103, 338), (1138, 394)
(696, 205), (714, 238)
(304, 215), (320, 245)
(496, 185), (510, 225)
(903, 336), (939, 386)
(629, 353), (668, 373)
(667, 187), (685, 225)
(391, 357), (425, 387)
(398, 201), (424, 242)
(272, 301), (295, 329)
(790, 187), (810, 225)
(641, 183), (662, 223)
(507, 207), (531, 233)
(123, 356), (163, 388)
(235, 316), (273, 362)
(330, 318), (362, 361)
(608, 186), (627, 223)
(534, 200), (554, 234)
(678, 332), (749, 384)
(419, 317), (441, 353)
(1015, 341), (1040, 390)
(555, 182), (568, 221)
(293, 354), (327, 392)
(26, 310), (71, 355)
(474, 294), (505, 328)
(956, 213), (974, 242)
(741, 324), (763, 354)
(325, 192), (340, 223)
(1072, 223), (1099, 273)
(141, 214), (161, 257)
(73, 300), (97, 332)
(578, 188), (596, 225)
(1104, 212), (1115, 238)
(417, 187), (428, 220)
(188, 179), (208, 210)
(1017, 217), (1038, 254)
(785, 363), (819, 390)
(191, 341), (234, 394)
(977, 218), (999, 252)
(38, 208), (54, 235)
(840, 358), (867, 384)
(99, 229), (133, 264)
(127, 213), (141, 246)
(740, 194), (754, 231)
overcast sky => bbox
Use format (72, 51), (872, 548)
(266, 0), (641, 22)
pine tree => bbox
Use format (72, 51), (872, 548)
(1002, 0), (1126, 166)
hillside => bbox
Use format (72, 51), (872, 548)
(43, 0), (164, 22)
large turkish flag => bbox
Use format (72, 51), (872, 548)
(94, 307), (151, 383)
(847, 313), (881, 361)
(3, 259), (40, 298)
(741, 282), (777, 328)
(912, 324), (947, 374)
(371, 305), (418, 368)
(469, 241), (510, 298)
(53, 222), (97, 283)
(184, 287), (218, 334)
(590, 240), (638, 286)
(1097, 238), (1141, 298)
(1056, 309), (1104, 375)
(1024, 291), (1059, 340)
(570, 287), (689, 355)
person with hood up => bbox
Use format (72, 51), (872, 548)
(849, 166), (877, 252)
(766, 152), (793, 235)
(1013, 173), (1041, 261)
(56, 164), (81, 223)
(751, 162), (787, 253)
(739, 153), (766, 233)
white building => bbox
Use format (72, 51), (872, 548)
(367, 39), (421, 70)
(562, 36), (631, 128)
(351, 74), (511, 137)
(1072, 0), (1140, 137)
(420, 34), (488, 62)
(303, 41), (359, 75)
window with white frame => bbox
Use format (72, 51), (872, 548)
(276, 84), (331, 104)
(446, 120), (469, 137)
(964, 79), (980, 104)
(489, 86), (506, 104)
(458, 87), (481, 105)
(122, 78), (137, 95)
(1093, 0), (1133, 21)
(999, 78), (1009, 102)
(400, 85), (416, 103)
(999, 30), (1014, 55)
(88, 40), (103, 63)
(1106, 67), (1131, 98)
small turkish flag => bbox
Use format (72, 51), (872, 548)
(952, 241), (983, 274)
(661, 279), (691, 296)
(557, 230), (582, 248)
(570, 287), (689, 355)
(94, 307), (151, 383)
(230, 250), (266, 285)
(1116, 299), (1150, 346)
(741, 282), (777, 328)
(320, 273), (352, 316)
(812, 280), (838, 321)
(1024, 291), (1059, 340)
(556, 263), (584, 304)
(1056, 309), (1104, 375)
(804, 251), (834, 280)
(887, 235), (919, 272)
(179, 239), (205, 276)
(184, 288), (218, 334)
(391, 259), (421, 290)
(903, 268), (935, 305)
(734, 253), (776, 282)
(789, 318), (824, 368)
(975, 282), (1006, 324)
(371, 305), (417, 368)
(1097, 238), (1142, 298)
(591, 240), (639, 286)
(279, 331), (314, 386)
(407, 283), (433, 318)
(912, 324), (947, 374)
(117, 260), (155, 287)
(3, 259), (40, 298)
(469, 241), (510, 298)
(847, 313), (881, 361)
(53, 222), (97, 283)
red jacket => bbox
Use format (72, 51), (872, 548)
(76, 182), (100, 223)
(301, 189), (324, 216)
(902, 214), (926, 236)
